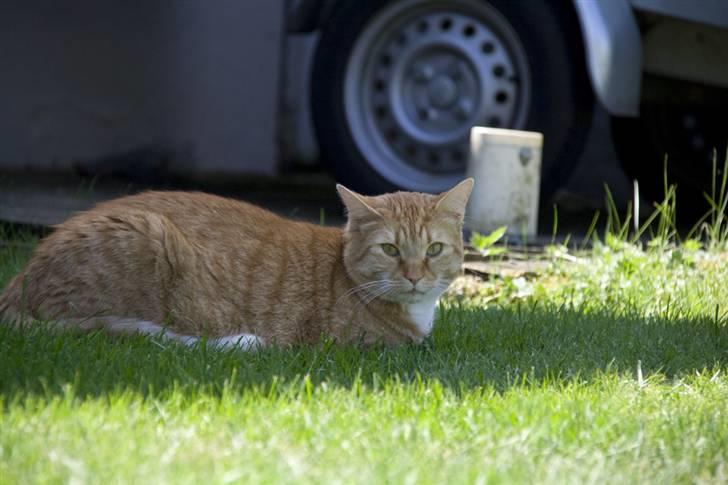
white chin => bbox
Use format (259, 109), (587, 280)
(396, 291), (429, 304)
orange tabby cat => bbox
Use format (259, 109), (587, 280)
(0, 179), (473, 348)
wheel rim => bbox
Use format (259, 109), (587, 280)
(344, 0), (531, 192)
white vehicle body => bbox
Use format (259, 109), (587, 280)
(573, 0), (728, 116)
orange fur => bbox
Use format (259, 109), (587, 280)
(0, 180), (473, 346)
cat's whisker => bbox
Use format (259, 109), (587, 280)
(335, 285), (380, 306)
(340, 280), (390, 297)
(336, 279), (395, 305)
(365, 285), (391, 301)
(359, 286), (393, 308)
(357, 283), (390, 303)
(344, 280), (391, 295)
(353, 283), (394, 310)
(346, 285), (382, 310)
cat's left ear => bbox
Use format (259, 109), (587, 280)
(435, 178), (474, 221)
(337, 184), (383, 221)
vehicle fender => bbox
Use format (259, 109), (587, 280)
(572, 0), (642, 116)
(286, 0), (338, 33)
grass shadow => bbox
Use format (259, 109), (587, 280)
(1, 303), (726, 403)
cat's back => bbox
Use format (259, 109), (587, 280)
(49, 191), (324, 252)
(83, 191), (280, 237)
(60, 190), (345, 273)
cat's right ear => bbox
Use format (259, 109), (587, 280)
(336, 184), (383, 221)
(435, 178), (474, 222)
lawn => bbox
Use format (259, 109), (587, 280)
(1, 215), (727, 483)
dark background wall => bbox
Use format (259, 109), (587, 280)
(0, 1), (284, 177)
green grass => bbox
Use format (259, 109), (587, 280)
(1, 221), (727, 484)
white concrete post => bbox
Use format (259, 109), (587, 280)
(466, 127), (543, 236)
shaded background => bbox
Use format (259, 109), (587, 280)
(1, 0), (726, 234)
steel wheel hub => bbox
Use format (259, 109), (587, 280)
(345, 0), (531, 191)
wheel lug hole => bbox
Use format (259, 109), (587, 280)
(374, 79), (386, 92)
(481, 41), (495, 54)
(495, 91), (508, 104)
(462, 24), (476, 38)
(493, 65), (505, 78)
(440, 18), (452, 31)
(417, 20), (429, 34)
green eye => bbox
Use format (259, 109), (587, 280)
(381, 243), (400, 257)
(427, 242), (444, 257)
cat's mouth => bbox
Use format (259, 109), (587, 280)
(395, 288), (430, 303)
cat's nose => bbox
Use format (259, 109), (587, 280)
(403, 265), (424, 287)
(406, 276), (422, 286)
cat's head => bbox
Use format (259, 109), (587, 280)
(338, 179), (474, 305)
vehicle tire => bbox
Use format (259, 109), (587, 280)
(311, 0), (593, 196)
(612, 79), (728, 220)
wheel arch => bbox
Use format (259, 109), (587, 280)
(286, 0), (342, 33)
(572, 0), (642, 116)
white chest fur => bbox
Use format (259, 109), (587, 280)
(407, 299), (438, 336)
